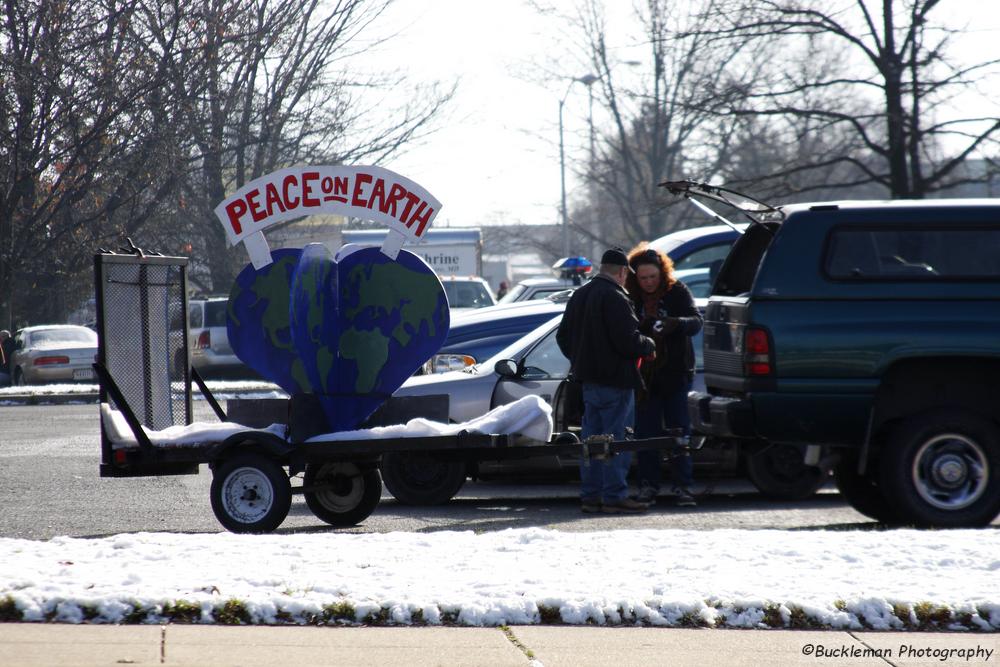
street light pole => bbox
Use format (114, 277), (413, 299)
(559, 95), (569, 258)
(559, 73), (598, 259)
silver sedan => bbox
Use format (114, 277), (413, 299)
(396, 315), (567, 424)
(10, 325), (98, 385)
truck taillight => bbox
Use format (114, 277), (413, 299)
(34, 355), (70, 366)
(744, 327), (772, 376)
(196, 331), (211, 350)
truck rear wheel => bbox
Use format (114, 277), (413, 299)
(211, 454), (291, 533)
(880, 410), (1000, 527)
(833, 453), (898, 524)
(380, 452), (466, 505)
(743, 442), (829, 500)
(303, 462), (382, 526)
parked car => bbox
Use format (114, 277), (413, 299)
(9, 325), (98, 385)
(423, 297), (567, 373)
(649, 223), (744, 273)
(497, 276), (581, 304)
(187, 297), (249, 378)
(440, 276), (497, 312)
(675, 181), (1000, 527)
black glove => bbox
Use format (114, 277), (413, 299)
(639, 317), (657, 336)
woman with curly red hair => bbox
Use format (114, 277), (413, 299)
(626, 243), (703, 507)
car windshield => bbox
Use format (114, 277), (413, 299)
(470, 314), (563, 374)
(29, 327), (96, 347)
(443, 281), (494, 309)
(497, 283), (528, 304)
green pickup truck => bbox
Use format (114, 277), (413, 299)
(669, 182), (1000, 527)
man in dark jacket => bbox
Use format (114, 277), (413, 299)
(557, 248), (655, 513)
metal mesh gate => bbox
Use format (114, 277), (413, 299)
(94, 252), (192, 432)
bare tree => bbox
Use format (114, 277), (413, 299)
(153, 0), (453, 293)
(0, 0), (188, 328)
(706, 0), (1000, 198)
(0, 0), (453, 326)
(548, 0), (761, 250)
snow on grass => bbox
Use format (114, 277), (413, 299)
(1, 528), (998, 630)
(0, 380), (284, 403)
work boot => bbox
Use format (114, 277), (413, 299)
(673, 486), (697, 507)
(633, 484), (658, 507)
(601, 497), (648, 514)
(580, 499), (602, 514)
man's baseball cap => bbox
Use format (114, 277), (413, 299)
(600, 247), (634, 273)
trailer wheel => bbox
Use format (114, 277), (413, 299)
(879, 410), (1000, 527)
(743, 442), (829, 500)
(211, 454), (291, 533)
(380, 452), (466, 505)
(833, 452), (898, 524)
(303, 462), (382, 526)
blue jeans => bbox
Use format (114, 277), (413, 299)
(580, 383), (635, 503)
(634, 374), (694, 491)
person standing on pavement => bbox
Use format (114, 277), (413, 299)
(557, 248), (656, 514)
(625, 245), (703, 507)
(0, 330), (12, 385)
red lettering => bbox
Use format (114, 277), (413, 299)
(334, 176), (348, 195)
(370, 178), (387, 213)
(282, 175), (299, 209)
(302, 171), (321, 207)
(384, 183), (406, 218)
(225, 199), (247, 235)
(400, 192), (421, 226)
(264, 183), (286, 216)
(352, 173), (373, 207)
(410, 203), (434, 236)
(246, 188), (266, 223)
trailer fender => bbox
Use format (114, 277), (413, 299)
(209, 430), (294, 465)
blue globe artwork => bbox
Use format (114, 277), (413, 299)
(226, 243), (450, 432)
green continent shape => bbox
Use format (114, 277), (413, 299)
(229, 255), (311, 391)
(251, 254), (298, 353)
(296, 258), (335, 391)
(340, 326), (389, 393)
(343, 262), (440, 346)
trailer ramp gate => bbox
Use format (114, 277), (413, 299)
(94, 250), (195, 477)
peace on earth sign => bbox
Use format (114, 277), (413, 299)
(214, 165), (442, 268)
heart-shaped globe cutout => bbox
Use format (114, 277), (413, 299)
(227, 244), (450, 432)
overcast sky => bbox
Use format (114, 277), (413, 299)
(366, 1), (1000, 231)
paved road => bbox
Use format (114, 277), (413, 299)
(0, 403), (908, 540)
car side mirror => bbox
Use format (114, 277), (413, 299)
(493, 359), (519, 378)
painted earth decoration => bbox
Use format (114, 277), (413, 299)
(226, 243), (450, 432)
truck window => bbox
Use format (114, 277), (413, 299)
(825, 227), (1000, 279)
(712, 223), (778, 296)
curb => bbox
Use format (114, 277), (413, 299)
(0, 393), (99, 406)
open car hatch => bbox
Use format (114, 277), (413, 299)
(659, 180), (783, 235)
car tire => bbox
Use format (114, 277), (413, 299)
(303, 462), (382, 527)
(743, 442), (830, 500)
(833, 452), (899, 524)
(879, 410), (1000, 528)
(380, 452), (466, 505)
(210, 454), (291, 533)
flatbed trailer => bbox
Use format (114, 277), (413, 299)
(93, 247), (690, 533)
